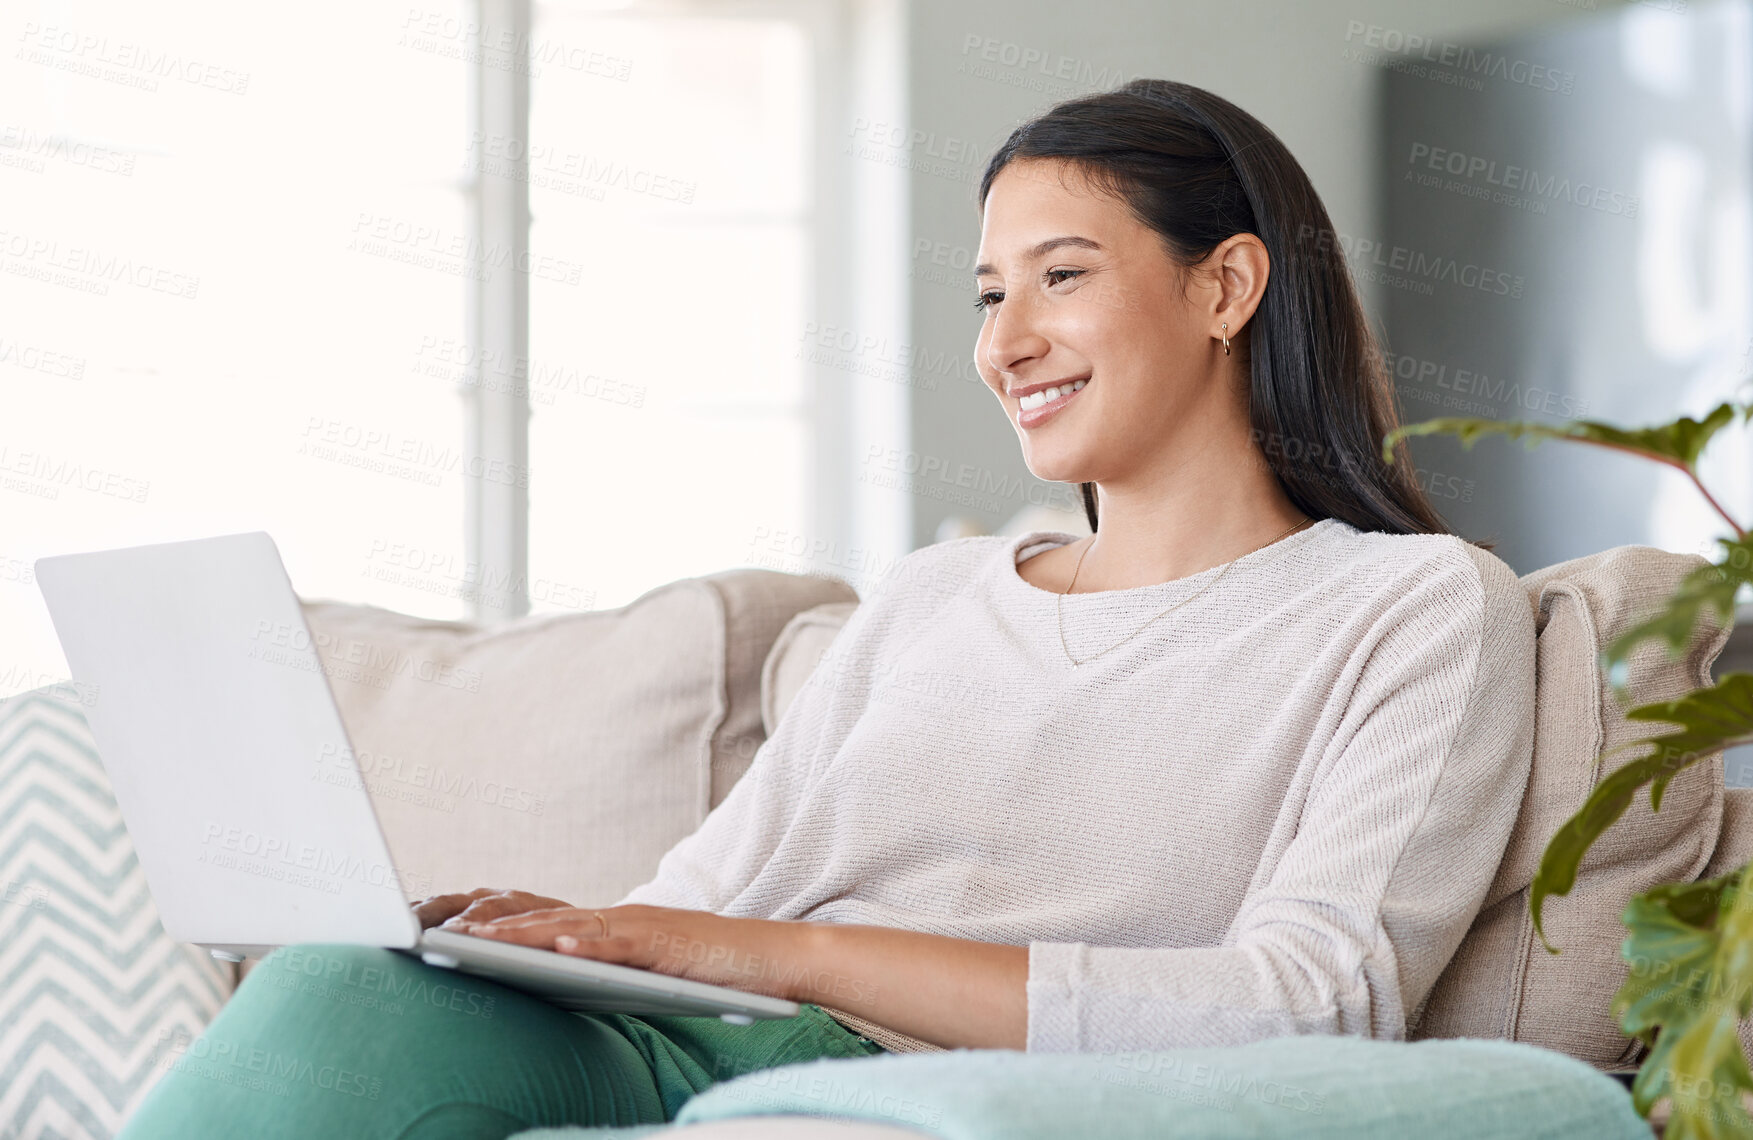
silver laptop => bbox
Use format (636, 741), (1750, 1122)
(33, 531), (798, 1024)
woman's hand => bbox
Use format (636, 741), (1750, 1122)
(459, 904), (831, 1001)
(462, 903), (1029, 1049)
(412, 888), (574, 931)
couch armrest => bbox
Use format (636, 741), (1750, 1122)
(760, 602), (860, 736)
(1705, 787), (1753, 879)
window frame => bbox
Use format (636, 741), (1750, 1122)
(461, 0), (903, 622)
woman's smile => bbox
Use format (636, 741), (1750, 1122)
(1012, 376), (1089, 429)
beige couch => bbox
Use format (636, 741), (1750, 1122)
(249, 542), (1744, 1132)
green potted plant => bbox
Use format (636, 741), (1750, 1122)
(1384, 403), (1753, 1140)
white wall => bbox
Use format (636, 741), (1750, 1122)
(896, 0), (1609, 546)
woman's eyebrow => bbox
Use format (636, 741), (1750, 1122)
(972, 235), (1105, 278)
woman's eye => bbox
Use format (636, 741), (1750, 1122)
(973, 269), (1082, 315)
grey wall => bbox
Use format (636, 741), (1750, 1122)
(898, 0), (1610, 548)
(1379, 0), (1753, 574)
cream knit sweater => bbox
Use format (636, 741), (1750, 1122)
(619, 518), (1538, 1053)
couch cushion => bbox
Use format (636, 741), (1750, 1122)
(1411, 545), (1729, 1066)
(761, 602), (860, 736)
(301, 569), (853, 910)
(0, 687), (234, 1139)
(708, 577), (857, 805)
(1707, 787), (1753, 879)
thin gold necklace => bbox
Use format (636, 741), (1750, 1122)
(1056, 516), (1313, 667)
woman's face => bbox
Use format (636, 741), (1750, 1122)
(973, 158), (1233, 487)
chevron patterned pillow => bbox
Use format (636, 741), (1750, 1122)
(0, 686), (234, 1139)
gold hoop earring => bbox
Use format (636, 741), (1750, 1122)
(1220, 323), (1231, 356)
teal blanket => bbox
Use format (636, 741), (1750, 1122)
(523, 1035), (1648, 1139)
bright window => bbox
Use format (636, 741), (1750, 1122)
(2, 0), (472, 696)
(523, 8), (813, 612)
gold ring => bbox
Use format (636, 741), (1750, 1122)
(592, 911), (609, 939)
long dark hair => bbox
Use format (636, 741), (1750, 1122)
(978, 78), (1465, 543)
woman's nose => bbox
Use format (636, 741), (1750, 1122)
(985, 304), (1050, 377)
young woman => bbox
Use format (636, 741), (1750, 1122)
(122, 77), (1536, 1138)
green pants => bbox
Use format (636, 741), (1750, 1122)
(118, 943), (885, 1139)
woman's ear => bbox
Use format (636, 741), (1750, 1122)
(1209, 232), (1270, 337)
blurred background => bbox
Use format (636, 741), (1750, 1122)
(6, 0), (1749, 716)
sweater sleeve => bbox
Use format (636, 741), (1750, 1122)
(613, 567), (897, 913)
(1025, 545), (1537, 1052)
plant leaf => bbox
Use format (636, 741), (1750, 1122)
(1529, 675), (1753, 949)
(1382, 408), (1753, 695)
(1380, 403), (1742, 470)
(1600, 537), (1753, 700)
(1616, 866), (1753, 1137)
(1624, 678), (1753, 811)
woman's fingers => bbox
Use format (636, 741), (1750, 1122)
(446, 893), (570, 930)
(461, 906), (794, 999)
(411, 888), (499, 929)
(463, 907), (614, 949)
(411, 888), (574, 930)
(465, 906), (592, 930)
(465, 906), (699, 977)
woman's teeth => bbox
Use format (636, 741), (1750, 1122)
(1019, 379), (1087, 411)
